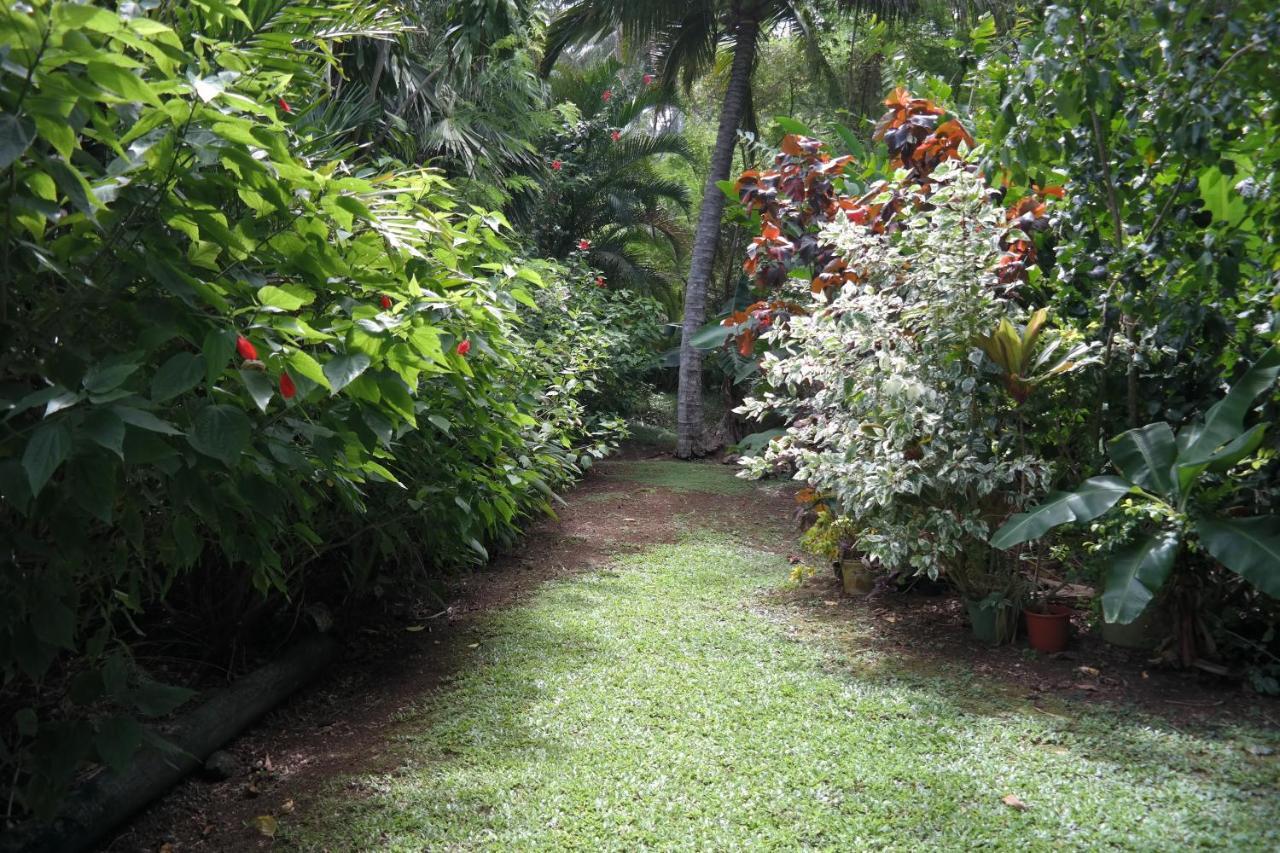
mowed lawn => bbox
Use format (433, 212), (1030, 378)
(287, 514), (1279, 850)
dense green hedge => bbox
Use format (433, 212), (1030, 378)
(0, 0), (661, 816)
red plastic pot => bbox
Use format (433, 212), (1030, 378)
(1025, 604), (1072, 653)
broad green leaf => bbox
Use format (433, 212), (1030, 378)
(322, 353), (371, 394)
(1179, 346), (1279, 462)
(238, 370), (274, 412)
(1101, 529), (1180, 625)
(188, 405), (251, 465)
(94, 717), (144, 774)
(23, 421), (72, 496)
(130, 680), (194, 716)
(258, 284), (314, 311)
(33, 600), (75, 650)
(286, 351), (330, 390)
(1196, 517), (1280, 598)
(83, 362), (140, 395)
(55, 3), (123, 31)
(202, 330), (236, 386)
(990, 476), (1133, 548)
(773, 116), (815, 136)
(1108, 422), (1176, 498)
(689, 319), (733, 350)
(83, 409), (126, 458)
(151, 352), (205, 402)
(0, 114), (36, 170)
(87, 62), (162, 107)
(113, 406), (183, 436)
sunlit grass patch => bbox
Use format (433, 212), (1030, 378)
(288, 536), (1280, 851)
(601, 459), (757, 495)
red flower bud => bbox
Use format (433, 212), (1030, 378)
(236, 335), (258, 361)
(380, 294), (392, 309)
(610, 130), (621, 142)
(279, 372), (296, 399)
(602, 89), (612, 102)
(278, 97), (292, 114)
(456, 339), (471, 356)
(643, 74), (655, 85)
(595, 276), (606, 288)
(551, 159), (563, 171)
(577, 239), (591, 251)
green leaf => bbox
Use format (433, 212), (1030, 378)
(151, 352), (205, 402)
(0, 114), (36, 170)
(238, 369), (274, 412)
(129, 680), (194, 717)
(427, 414), (451, 434)
(1180, 347), (1279, 463)
(23, 421), (72, 496)
(1101, 529), (1181, 625)
(87, 62), (162, 107)
(83, 362), (140, 395)
(773, 116), (815, 136)
(323, 353), (371, 394)
(1108, 422), (1176, 498)
(286, 351), (330, 390)
(1195, 517), (1280, 599)
(689, 319), (733, 350)
(113, 406), (183, 435)
(83, 409), (126, 459)
(94, 716), (144, 774)
(188, 405), (251, 466)
(33, 600), (75, 651)
(990, 476), (1133, 548)
(258, 284), (314, 311)
(203, 330), (236, 387)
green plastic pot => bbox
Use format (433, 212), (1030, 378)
(965, 594), (1018, 645)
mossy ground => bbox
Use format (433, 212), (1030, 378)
(287, 528), (1279, 850)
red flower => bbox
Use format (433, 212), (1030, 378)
(456, 339), (471, 356)
(610, 130), (621, 142)
(643, 74), (655, 86)
(577, 239), (591, 251)
(279, 372), (296, 399)
(278, 97), (292, 114)
(595, 276), (607, 288)
(380, 294), (392, 309)
(602, 89), (612, 102)
(236, 335), (258, 361)
(551, 159), (563, 171)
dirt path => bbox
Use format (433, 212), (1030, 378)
(105, 457), (795, 852)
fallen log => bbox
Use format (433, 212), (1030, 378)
(1, 633), (339, 853)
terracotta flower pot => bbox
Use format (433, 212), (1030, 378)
(1025, 604), (1072, 653)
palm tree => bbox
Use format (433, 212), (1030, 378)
(542, 1), (914, 457)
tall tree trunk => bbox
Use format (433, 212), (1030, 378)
(675, 11), (760, 458)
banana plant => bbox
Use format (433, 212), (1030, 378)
(990, 346), (1280, 625)
(975, 308), (1099, 403)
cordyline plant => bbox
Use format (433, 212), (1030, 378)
(991, 346), (1280, 658)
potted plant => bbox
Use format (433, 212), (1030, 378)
(1023, 572), (1073, 653)
(990, 347), (1280, 663)
(950, 546), (1024, 645)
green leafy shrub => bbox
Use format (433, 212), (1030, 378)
(0, 0), (649, 817)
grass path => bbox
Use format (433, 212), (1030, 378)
(282, 461), (1279, 851)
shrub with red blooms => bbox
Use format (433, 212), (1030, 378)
(380, 294), (393, 309)
(577, 239), (591, 251)
(610, 130), (621, 142)
(551, 159), (563, 171)
(601, 89), (612, 102)
(277, 97), (292, 113)
(456, 339), (472, 355)
(595, 276), (606, 287)
(279, 373), (297, 399)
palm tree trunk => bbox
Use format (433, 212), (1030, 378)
(675, 11), (760, 458)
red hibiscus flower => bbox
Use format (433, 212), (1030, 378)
(610, 130), (621, 142)
(551, 159), (563, 171)
(643, 74), (655, 85)
(236, 335), (258, 361)
(595, 276), (607, 288)
(602, 89), (612, 102)
(279, 372), (297, 399)
(456, 339), (471, 356)
(577, 239), (591, 251)
(380, 294), (392, 309)
(278, 97), (292, 114)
